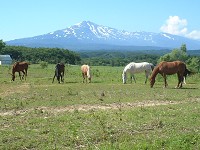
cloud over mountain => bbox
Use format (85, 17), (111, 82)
(160, 16), (200, 40)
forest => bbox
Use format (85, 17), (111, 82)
(0, 39), (200, 72)
(0, 45), (81, 64)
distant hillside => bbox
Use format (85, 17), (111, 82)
(6, 21), (200, 50)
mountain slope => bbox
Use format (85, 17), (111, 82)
(6, 21), (200, 50)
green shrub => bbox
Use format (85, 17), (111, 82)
(39, 61), (48, 69)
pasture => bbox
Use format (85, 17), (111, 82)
(0, 64), (200, 149)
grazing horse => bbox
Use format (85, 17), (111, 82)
(150, 61), (186, 88)
(122, 62), (154, 84)
(81, 64), (91, 83)
(11, 61), (29, 81)
(52, 63), (65, 83)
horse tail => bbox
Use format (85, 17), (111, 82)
(87, 66), (91, 78)
(184, 66), (192, 77)
(149, 63), (154, 71)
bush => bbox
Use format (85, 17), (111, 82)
(39, 61), (48, 69)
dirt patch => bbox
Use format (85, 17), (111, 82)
(0, 100), (187, 116)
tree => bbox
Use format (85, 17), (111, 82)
(186, 57), (200, 72)
(180, 43), (187, 53)
(158, 45), (188, 63)
(0, 40), (6, 51)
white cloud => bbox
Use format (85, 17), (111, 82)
(160, 16), (188, 35)
(186, 30), (200, 40)
(160, 16), (200, 40)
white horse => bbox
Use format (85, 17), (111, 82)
(122, 62), (154, 84)
(81, 64), (91, 83)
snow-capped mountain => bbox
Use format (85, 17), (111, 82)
(6, 21), (200, 50)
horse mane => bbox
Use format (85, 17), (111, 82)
(150, 65), (159, 79)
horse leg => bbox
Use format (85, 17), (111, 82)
(18, 72), (22, 81)
(183, 76), (186, 84)
(176, 74), (183, 88)
(132, 75), (136, 83)
(176, 74), (181, 88)
(82, 73), (85, 83)
(24, 69), (28, 80)
(145, 71), (150, 84)
(52, 74), (56, 83)
(180, 75), (184, 88)
(21, 70), (26, 80)
(57, 74), (61, 83)
(60, 74), (63, 83)
(130, 75), (132, 83)
(11, 72), (16, 81)
(57, 76), (60, 83)
(61, 72), (64, 83)
(162, 74), (167, 88)
(86, 75), (88, 83)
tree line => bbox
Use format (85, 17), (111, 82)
(0, 40), (81, 64)
(0, 40), (200, 72)
(79, 50), (160, 66)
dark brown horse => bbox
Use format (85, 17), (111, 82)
(11, 62), (29, 81)
(150, 61), (186, 88)
(52, 63), (65, 83)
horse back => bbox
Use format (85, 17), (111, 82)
(125, 62), (152, 73)
(159, 61), (186, 75)
(12, 62), (29, 73)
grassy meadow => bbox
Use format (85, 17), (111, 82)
(0, 64), (200, 149)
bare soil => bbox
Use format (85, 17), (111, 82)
(0, 100), (188, 116)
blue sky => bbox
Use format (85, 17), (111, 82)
(1, 0), (200, 41)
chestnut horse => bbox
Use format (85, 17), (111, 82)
(150, 61), (186, 88)
(52, 63), (65, 83)
(11, 62), (29, 81)
(81, 65), (91, 83)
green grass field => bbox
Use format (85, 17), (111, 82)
(0, 64), (200, 149)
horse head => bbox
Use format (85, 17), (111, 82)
(9, 73), (15, 81)
(150, 77), (155, 88)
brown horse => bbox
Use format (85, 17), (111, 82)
(81, 64), (91, 83)
(11, 62), (29, 81)
(150, 61), (186, 88)
(52, 63), (65, 83)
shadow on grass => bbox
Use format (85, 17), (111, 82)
(176, 87), (198, 90)
(150, 86), (198, 90)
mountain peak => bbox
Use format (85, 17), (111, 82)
(74, 21), (97, 28)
